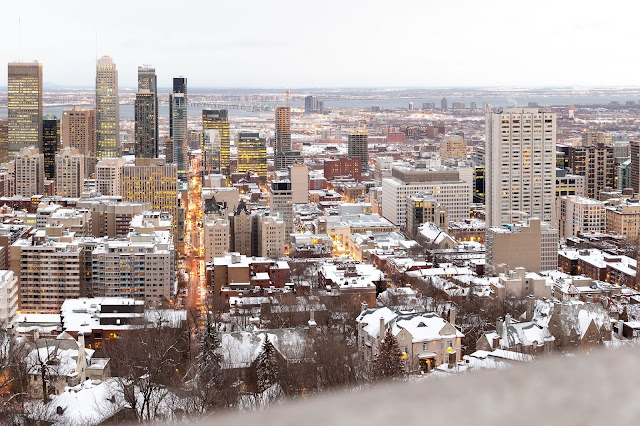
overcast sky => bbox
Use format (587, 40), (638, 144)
(0, 0), (636, 89)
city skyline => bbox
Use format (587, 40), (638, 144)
(1, 1), (639, 89)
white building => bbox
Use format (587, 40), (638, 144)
(259, 215), (286, 259)
(486, 108), (556, 227)
(381, 165), (472, 226)
(96, 158), (126, 196)
(11, 237), (84, 313)
(14, 146), (44, 197)
(0, 270), (18, 326)
(204, 218), (230, 263)
(56, 147), (85, 198)
(556, 195), (605, 239)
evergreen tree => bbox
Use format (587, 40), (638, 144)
(196, 321), (222, 408)
(256, 335), (279, 393)
(372, 327), (405, 379)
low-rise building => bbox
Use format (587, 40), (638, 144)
(356, 306), (463, 372)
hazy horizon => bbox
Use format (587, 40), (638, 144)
(2, 0), (639, 89)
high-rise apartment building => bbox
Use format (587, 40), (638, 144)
(348, 130), (369, 172)
(170, 77), (188, 180)
(55, 147), (85, 198)
(562, 144), (615, 200)
(0, 119), (8, 164)
(270, 179), (294, 236)
(137, 65), (158, 151)
(42, 116), (60, 180)
(62, 108), (96, 157)
(485, 108), (556, 227)
(7, 62), (43, 157)
(202, 110), (230, 176)
(135, 90), (157, 158)
(236, 132), (267, 182)
(95, 56), (119, 158)
(441, 97), (448, 111)
(10, 237), (84, 313)
(14, 147), (44, 196)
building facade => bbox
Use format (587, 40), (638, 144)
(8, 62), (43, 157)
(14, 147), (44, 197)
(236, 132), (267, 182)
(486, 108), (556, 226)
(42, 116), (60, 180)
(348, 130), (369, 172)
(135, 90), (157, 158)
(95, 56), (119, 159)
(202, 110), (230, 177)
(55, 147), (85, 198)
(556, 195), (605, 239)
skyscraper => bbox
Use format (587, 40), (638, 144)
(42, 115), (60, 180)
(137, 66), (158, 155)
(304, 95), (319, 114)
(95, 56), (119, 159)
(202, 110), (230, 176)
(274, 106), (292, 170)
(170, 77), (187, 180)
(237, 132), (267, 182)
(485, 108), (556, 227)
(348, 129), (369, 172)
(7, 62), (43, 157)
(441, 97), (448, 111)
(62, 108), (96, 157)
(135, 90), (157, 158)
(631, 141), (640, 193)
(275, 106), (291, 154)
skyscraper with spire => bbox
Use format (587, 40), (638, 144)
(170, 77), (187, 180)
(8, 62), (43, 157)
(95, 56), (119, 158)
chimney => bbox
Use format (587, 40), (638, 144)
(361, 301), (368, 312)
(379, 316), (385, 340)
(496, 317), (504, 336)
(78, 333), (85, 348)
(505, 314), (512, 326)
(492, 336), (500, 349)
(449, 307), (456, 326)
(308, 310), (317, 335)
(618, 319), (624, 338)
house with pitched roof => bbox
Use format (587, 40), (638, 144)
(356, 305), (463, 372)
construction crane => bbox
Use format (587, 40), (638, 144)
(281, 90), (300, 108)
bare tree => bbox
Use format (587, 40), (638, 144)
(103, 312), (190, 422)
